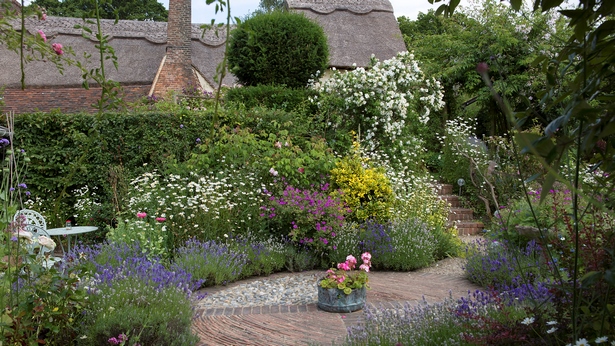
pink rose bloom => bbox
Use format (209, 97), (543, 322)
(38, 30), (47, 42)
(51, 43), (63, 55)
(155, 217), (166, 222)
(361, 252), (371, 262)
(136, 212), (147, 219)
(42, 13), (47, 20)
(336, 276), (345, 284)
(108, 337), (119, 345)
(298, 167), (304, 173)
(359, 264), (370, 272)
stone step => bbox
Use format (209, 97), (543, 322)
(436, 183), (485, 235)
(448, 208), (474, 222)
(436, 183), (453, 195)
(438, 194), (460, 208)
(454, 221), (485, 236)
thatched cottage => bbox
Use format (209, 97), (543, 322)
(0, 0), (406, 114)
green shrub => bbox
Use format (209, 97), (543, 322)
(328, 222), (361, 266)
(283, 244), (319, 272)
(80, 278), (197, 346)
(227, 11), (329, 88)
(13, 111), (211, 229)
(383, 218), (437, 271)
(392, 183), (462, 259)
(357, 219), (436, 271)
(225, 85), (318, 113)
(106, 219), (168, 260)
(171, 239), (246, 286)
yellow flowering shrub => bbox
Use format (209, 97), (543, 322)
(330, 141), (394, 222)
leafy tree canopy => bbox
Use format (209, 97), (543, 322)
(256, 0), (285, 13)
(400, 0), (569, 136)
(28, 0), (168, 21)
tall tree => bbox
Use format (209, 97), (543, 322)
(28, 0), (168, 21)
(257, 0), (285, 13)
(399, 1), (569, 137)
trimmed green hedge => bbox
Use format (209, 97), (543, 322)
(225, 84), (318, 113)
(12, 111), (213, 228)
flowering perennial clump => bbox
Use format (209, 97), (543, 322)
(310, 51), (444, 150)
(320, 252), (371, 294)
(262, 183), (350, 252)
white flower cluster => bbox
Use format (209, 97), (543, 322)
(310, 51), (444, 148)
(440, 118), (491, 169)
(126, 169), (264, 236)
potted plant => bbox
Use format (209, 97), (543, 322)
(317, 252), (371, 313)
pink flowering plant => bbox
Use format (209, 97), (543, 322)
(261, 182), (351, 253)
(319, 252), (371, 294)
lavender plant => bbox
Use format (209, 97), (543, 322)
(170, 238), (247, 287)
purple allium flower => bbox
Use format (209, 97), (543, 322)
(476, 62), (489, 74)
(108, 337), (119, 345)
(9, 187), (15, 192)
(25, 191), (31, 196)
(180, 124), (184, 128)
(18, 183), (27, 189)
(196, 138), (201, 143)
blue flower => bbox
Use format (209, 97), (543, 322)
(18, 183), (27, 189)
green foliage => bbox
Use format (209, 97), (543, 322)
(381, 218), (437, 271)
(330, 141), (394, 222)
(282, 244), (319, 272)
(393, 185), (461, 259)
(125, 169), (264, 248)
(255, 0), (285, 14)
(0, 256), (90, 345)
(230, 234), (287, 277)
(398, 2), (569, 137)
(263, 182), (350, 254)
(79, 278), (197, 346)
(171, 239), (246, 287)
(464, 239), (552, 290)
(106, 219), (168, 260)
(29, 0), (168, 21)
(183, 113), (338, 189)
(227, 11), (329, 88)
(311, 52), (444, 156)
(12, 111), (210, 228)
(328, 222), (361, 266)
(225, 84), (318, 113)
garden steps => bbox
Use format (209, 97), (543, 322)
(436, 183), (484, 236)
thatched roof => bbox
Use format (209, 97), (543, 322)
(0, 16), (233, 89)
(287, 0), (407, 68)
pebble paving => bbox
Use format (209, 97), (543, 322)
(191, 270), (481, 346)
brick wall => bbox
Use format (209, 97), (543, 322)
(2, 85), (150, 114)
(152, 0), (199, 97)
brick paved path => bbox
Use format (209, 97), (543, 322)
(192, 271), (481, 346)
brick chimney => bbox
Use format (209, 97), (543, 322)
(151, 0), (201, 97)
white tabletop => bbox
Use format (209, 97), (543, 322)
(46, 226), (98, 236)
